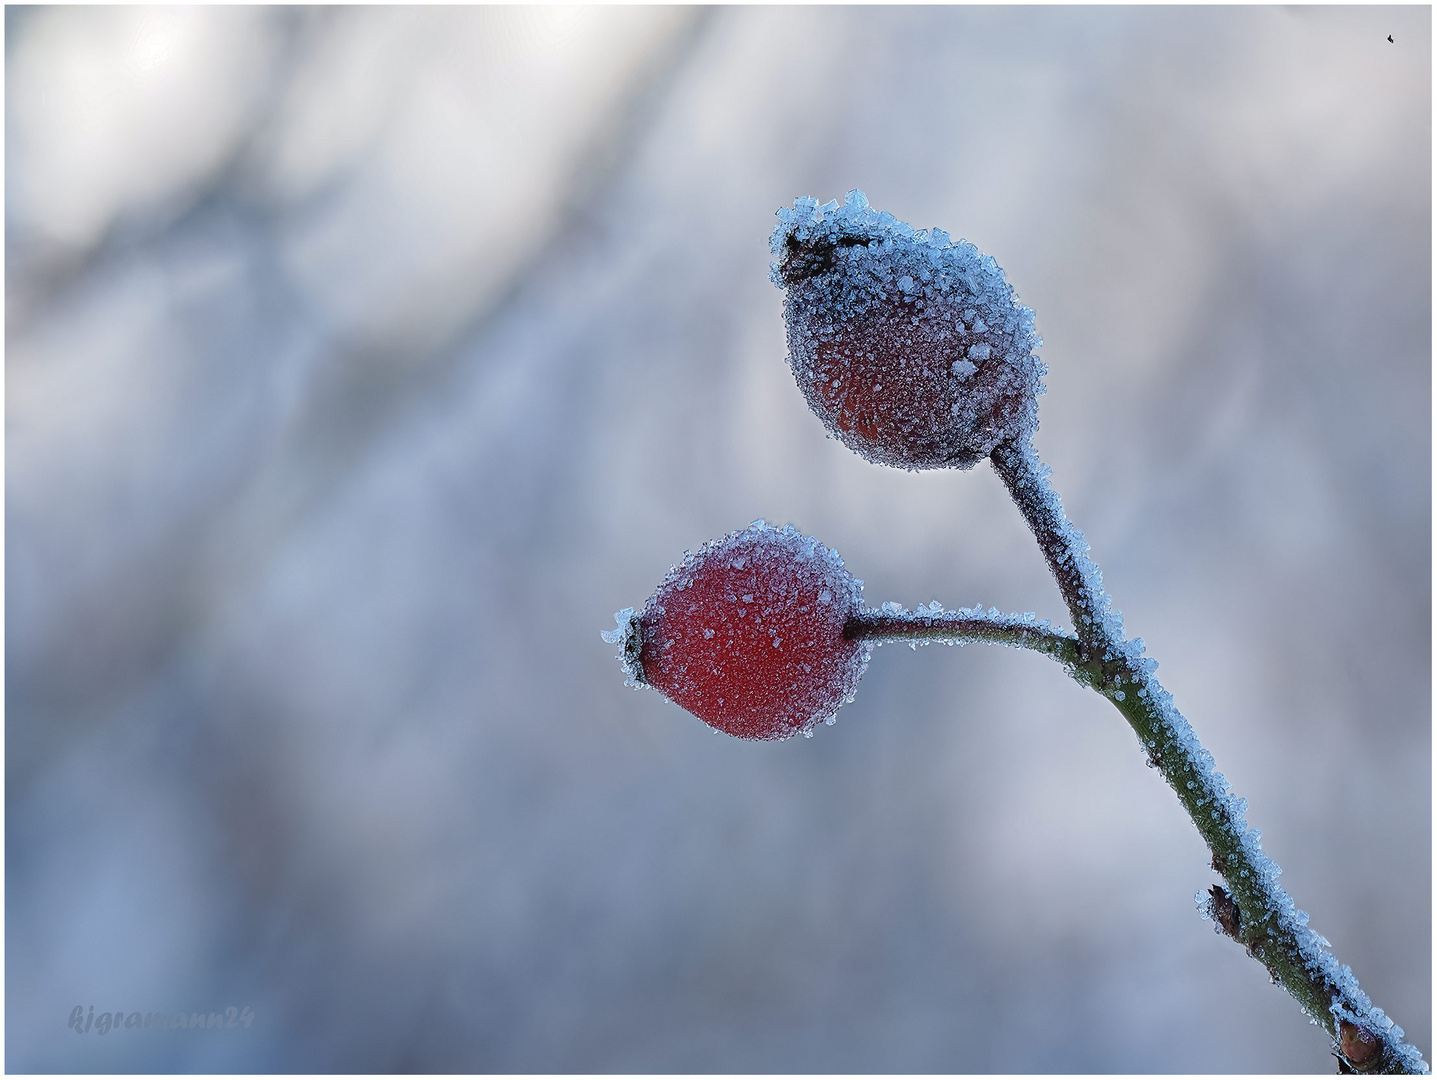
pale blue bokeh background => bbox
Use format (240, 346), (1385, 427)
(7, 6), (1429, 1071)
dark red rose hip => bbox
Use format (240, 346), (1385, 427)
(604, 521), (869, 740)
(772, 190), (1045, 470)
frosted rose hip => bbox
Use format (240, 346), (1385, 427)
(604, 521), (869, 740)
(771, 190), (1045, 470)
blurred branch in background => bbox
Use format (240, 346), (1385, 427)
(7, 6), (705, 788)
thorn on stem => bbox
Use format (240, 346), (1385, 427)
(1208, 884), (1240, 939)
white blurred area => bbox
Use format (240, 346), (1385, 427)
(6, 6), (1429, 1072)
(10, 6), (684, 345)
(9, 7), (275, 250)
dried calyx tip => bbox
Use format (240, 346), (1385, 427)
(601, 608), (646, 686)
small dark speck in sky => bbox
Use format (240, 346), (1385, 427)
(1388, 34), (1394, 43)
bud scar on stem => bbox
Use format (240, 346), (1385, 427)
(602, 191), (1425, 1073)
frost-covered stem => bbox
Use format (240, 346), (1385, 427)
(989, 437), (1118, 656)
(983, 434), (1427, 1074)
(846, 607), (1081, 667)
(1099, 654), (1425, 1072)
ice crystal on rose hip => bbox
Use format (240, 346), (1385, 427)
(602, 521), (869, 740)
(771, 190), (1045, 470)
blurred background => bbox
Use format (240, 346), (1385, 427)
(5, 5), (1429, 1072)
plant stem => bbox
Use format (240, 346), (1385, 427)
(845, 606), (1081, 665)
(850, 435), (1427, 1074)
(988, 438), (1120, 657)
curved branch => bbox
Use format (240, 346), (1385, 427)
(981, 434), (1427, 1074)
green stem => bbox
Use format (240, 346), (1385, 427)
(849, 436), (1427, 1074)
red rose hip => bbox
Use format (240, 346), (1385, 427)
(604, 521), (870, 740)
(771, 190), (1045, 470)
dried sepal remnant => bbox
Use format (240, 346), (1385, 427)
(601, 608), (646, 687)
(771, 189), (1045, 470)
(607, 521), (870, 741)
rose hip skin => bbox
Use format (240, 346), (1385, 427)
(772, 190), (1044, 471)
(633, 522), (869, 741)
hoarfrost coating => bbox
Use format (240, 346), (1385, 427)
(606, 520), (870, 741)
(771, 190), (1045, 470)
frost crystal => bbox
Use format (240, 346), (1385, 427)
(601, 607), (646, 687)
(771, 190), (1045, 470)
(624, 520), (870, 741)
